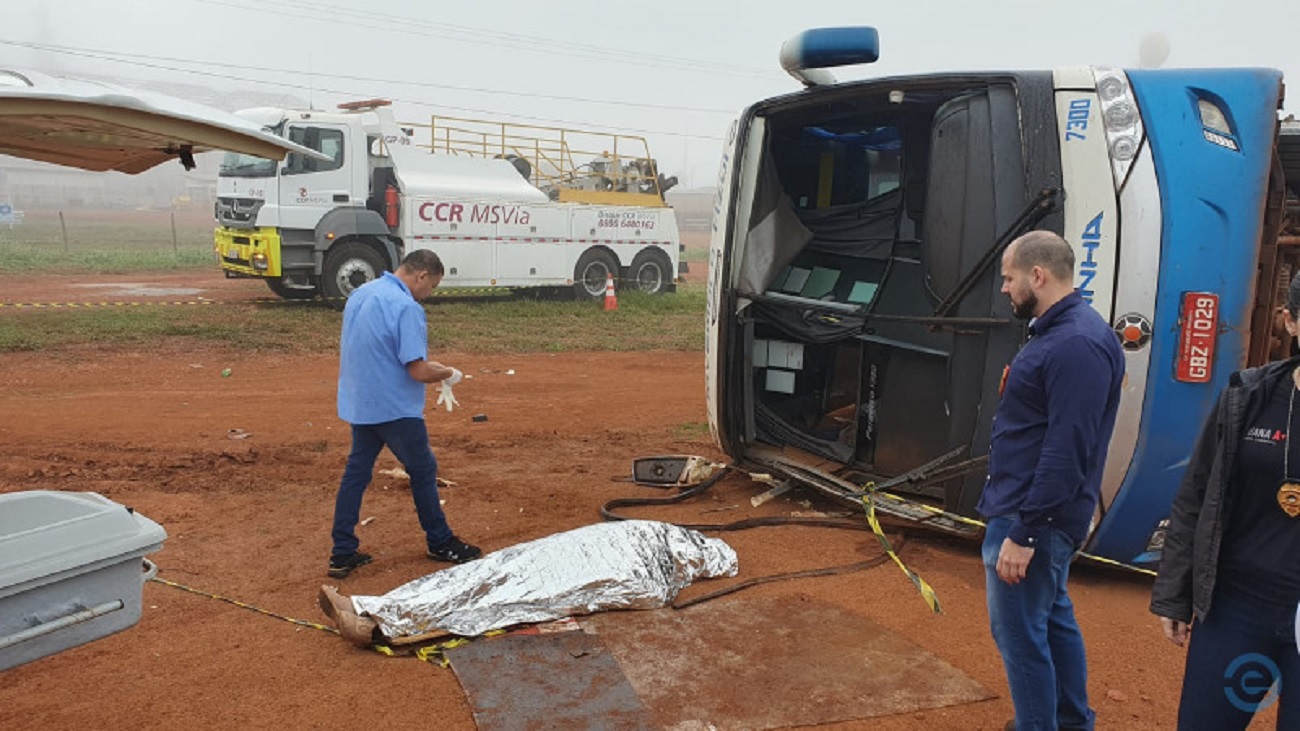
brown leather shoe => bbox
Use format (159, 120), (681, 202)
(318, 585), (378, 647)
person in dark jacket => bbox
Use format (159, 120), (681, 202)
(1150, 274), (1300, 730)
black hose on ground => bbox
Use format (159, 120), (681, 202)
(672, 537), (902, 609)
(600, 464), (905, 608)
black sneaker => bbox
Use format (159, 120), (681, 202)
(327, 551), (372, 578)
(427, 536), (482, 564)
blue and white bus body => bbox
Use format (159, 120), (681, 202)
(706, 28), (1291, 569)
(1085, 68), (1284, 565)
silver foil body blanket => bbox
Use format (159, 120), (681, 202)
(352, 520), (739, 639)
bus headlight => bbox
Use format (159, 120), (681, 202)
(251, 252), (269, 271)
(1097, 75), (1127, 102)
(1104, 102), (1138, 130)
(1197, 99), (1231, 135)
(1197, 98), (1240, 151)
(1092, 68), (1146, 191)
(1110, 135), (1138, 161)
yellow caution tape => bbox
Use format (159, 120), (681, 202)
(402, 629), (508, 667)
(858, 483), (942, 614)
(0, 300), (220, 309)
(148, 576), (339, 635)
(873, 489), (1158, 577)
(1074, 551), (1158, 576)
(151, 575), (514, 664)
(409, 637), (471, 667)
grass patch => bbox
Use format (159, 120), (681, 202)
(0, 243), (214, 272)
(0, 303), (340, 352)
(671, 421), (712, 439)
(681, 246), (710, 263)
(0, 285), (707, 354)
(424, 287), (704, 353)
(0, 211), (216, 273)
(0, 211), (708, 354)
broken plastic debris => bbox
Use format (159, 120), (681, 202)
(506, 369), (516, 375)
(378, 467), (410, 480)
(360, 517), (376, 526)
(750, 480), (792, 507)
(220, 368), (232, 378)
(472, 414), (488, 422)
(226, 428), (252, 440)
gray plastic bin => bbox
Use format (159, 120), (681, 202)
(0, 491), (166, 671)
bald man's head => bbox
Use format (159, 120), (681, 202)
(1007, 230), (1075, 282)
(1000, 230), (1078, 320)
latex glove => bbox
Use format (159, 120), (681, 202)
(444, 367), (463, 387)
(436, 381), (460, 412)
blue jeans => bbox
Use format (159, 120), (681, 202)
(331, 417), (452, 557)
(1176, 589), (1300, 730)
(983, 515), (1095, 731)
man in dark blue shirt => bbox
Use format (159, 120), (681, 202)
(978, 230), (1125, 731)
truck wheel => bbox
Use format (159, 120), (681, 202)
(572, 248), (618, 300)
(322, 240), (387, 308)
(265, 277), (317, 300)
(628, 248), (674, 295)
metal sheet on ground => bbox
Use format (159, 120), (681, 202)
(585, 594), (995, 729)
(446, 631), (654, 731)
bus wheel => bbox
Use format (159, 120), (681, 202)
(629, 248), (674, 295)
(266, 277), (317, 300)
(322, 240), (386, 309)
(572, 248), (618, 300)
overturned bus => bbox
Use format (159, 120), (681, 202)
(705, 27), (1300, 569)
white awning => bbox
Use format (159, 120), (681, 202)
(0, 68), (327, 174)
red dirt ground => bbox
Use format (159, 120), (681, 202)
(0, 272), (1271, 730)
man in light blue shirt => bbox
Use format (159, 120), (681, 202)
(328, 249), (481, 578)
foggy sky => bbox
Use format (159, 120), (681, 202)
(3, 0), (1299, 187)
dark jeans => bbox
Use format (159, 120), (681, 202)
(331, 417), (452, 557)
(1176, 589), (1300, 730)
(983, 515), (1095, 731)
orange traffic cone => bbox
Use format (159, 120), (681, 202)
(603, 272), (618, 311)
